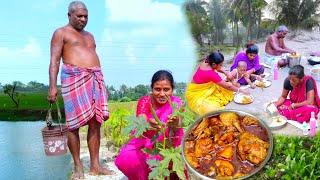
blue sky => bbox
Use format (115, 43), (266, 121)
(0, 0), (196, 89)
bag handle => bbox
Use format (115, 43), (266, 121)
(45, 99), (63, 133)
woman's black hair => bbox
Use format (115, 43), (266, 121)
(151, 70), (175, 89)
(246, 41), (259, 54)
(207, 51), (224, 66)
(289, 65), (304, 79)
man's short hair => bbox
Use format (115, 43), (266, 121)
(278, 25), (288, 32)
(68, 1), (87, 14)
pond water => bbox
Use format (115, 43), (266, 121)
(0, 121), (71, 179)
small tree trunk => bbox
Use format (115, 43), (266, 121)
(247, 0), (252, 41)
(257, 10), (262, 39)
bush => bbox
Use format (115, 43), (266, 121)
(119, 96), (131, 102)
(251, 134), (320, 179)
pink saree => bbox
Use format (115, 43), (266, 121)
(115, 95), (184, 180)
(277, 76), (320, 123)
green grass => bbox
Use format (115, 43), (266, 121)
(251, 134), (320, 180)
(0, 92), (64, 110)
(0, 92), (137, 121)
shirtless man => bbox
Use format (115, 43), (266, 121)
(48, 1), (111, 179)
(265, 25), (295, 56)
(265, 25), (295, 67)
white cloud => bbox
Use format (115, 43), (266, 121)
(0, 38), (42, 60)
(105, 0), (182, 23)
(125, 44), (137, 64)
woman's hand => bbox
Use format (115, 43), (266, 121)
(289, 103), (296, 110)
(149, 118), (163, 130)
(226, 72), (234, 80)
(273, 101), (281, 107)
(239, 88), (249, 95)
(256, 75), (263, 81)
(249, 83), (256, 89)
(167, 115), (181, 128)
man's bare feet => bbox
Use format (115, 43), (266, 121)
(71, 165), (84, 180)
(89, 165), (114, 176)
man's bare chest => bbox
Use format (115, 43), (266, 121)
(64, 34), (95, 48)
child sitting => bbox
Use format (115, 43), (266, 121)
(227, 61), (263, 89)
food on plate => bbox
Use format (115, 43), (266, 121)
(255, 80), (267, 88)
(269, 115), (287, 128)
(241, 95), (253, 104)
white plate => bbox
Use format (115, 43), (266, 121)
(255, 79), (272, 88)
(269, 115), (287, 129)
(234, 93), (254, 104)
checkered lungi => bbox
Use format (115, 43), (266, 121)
(61, 64), (109, 130)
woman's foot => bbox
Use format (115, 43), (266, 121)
(89, 165), (114, 175)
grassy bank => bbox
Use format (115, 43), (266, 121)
(0, 92), (137, 121)
(251, 134), (320, 179)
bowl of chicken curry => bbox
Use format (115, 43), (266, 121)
(182, 110), (273, 179)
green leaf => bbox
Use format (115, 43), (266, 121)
(122, 115), (150, 138)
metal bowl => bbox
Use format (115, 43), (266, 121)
(182, 109), (274, 180)
(287, 54), (301, 68)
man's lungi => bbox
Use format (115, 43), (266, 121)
(61, 64), (109, 131)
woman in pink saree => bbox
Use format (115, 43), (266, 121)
(274, 65), (320, 123)
(115, 70), (184, 180)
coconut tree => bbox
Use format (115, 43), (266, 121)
(270, 0), (320, 30)
(208, 0), (227, 45)
(184, 0), (210, 46)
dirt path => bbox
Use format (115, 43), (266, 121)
(70, 130), (127, 180)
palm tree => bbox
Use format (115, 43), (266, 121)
(270, 0), (320, 30)
(208, 0), (227, 45)
(184, 0), (210, 46)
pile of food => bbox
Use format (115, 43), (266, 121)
(183, 111), (271, 179)
(241, 95), (253, 104)
(255, 81), (266, 88)
(269, 115), (287, 129)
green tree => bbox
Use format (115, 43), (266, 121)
(27, 81), (46, 90)
(184, 0), (210, 46)
(208, 0), (227, 45)
(3, 82), (24, 108)
(271, 0), (320, 30)
(119, 84), (128, 99)
(174, 82), (187, 98)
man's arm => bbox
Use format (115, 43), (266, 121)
(279, 38), (294, 53)
(48, 29), (63, 102)
(269, 36), (292, 53)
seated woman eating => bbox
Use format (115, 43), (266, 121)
(186, 51), (249, 115)
(115, 70), (185, 180)
(274, 65), (320, 123)
(230, 42), (264, 85)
